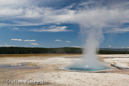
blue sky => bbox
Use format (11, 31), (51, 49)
(0, 0), (129, 48)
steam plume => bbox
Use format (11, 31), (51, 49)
(66, 0), (129, 70)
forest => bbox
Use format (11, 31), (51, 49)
(0, 47), (129, 54)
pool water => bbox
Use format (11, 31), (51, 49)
(0, 63), (40, 71)
(65, 65), (110, 72)
(0, 63), (26, 68)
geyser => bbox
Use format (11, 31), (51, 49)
(66, 27), (109, 71)
(62, 0), (129, 71)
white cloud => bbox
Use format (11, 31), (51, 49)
(30, 25), (72, 32)
(55, 39), (62, 42)
(66, 41), (70, 43)
(0, 0), (29, 6)
(30, 43), (39, 45)
(24, 40), (36, 42)
(11, 39), (22, 41)
(109, 45), (112, 47)
(0, 0), (129, 34)
(0, 1), (74, 27)
(105, 27), (129, 33)
(72, 46), (80, 48)
(12, 28), (19, 30)
(0, 44), (16, 47)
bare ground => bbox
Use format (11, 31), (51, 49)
(0, 54), (129, 86)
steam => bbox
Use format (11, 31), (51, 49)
(71, 23), (106, 69)
(81, 27), (104, 69)
(66, 0), (129, 69)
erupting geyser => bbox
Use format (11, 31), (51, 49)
(65, 0), (129, 71)
(66, 27), (109, 71)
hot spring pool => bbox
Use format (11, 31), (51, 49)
(65, 65), (110, 72)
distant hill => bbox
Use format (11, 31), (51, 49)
(0, 47), (129, 54)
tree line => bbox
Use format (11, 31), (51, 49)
(0, 47), (129, 54)
(0, 47), (82, 54)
